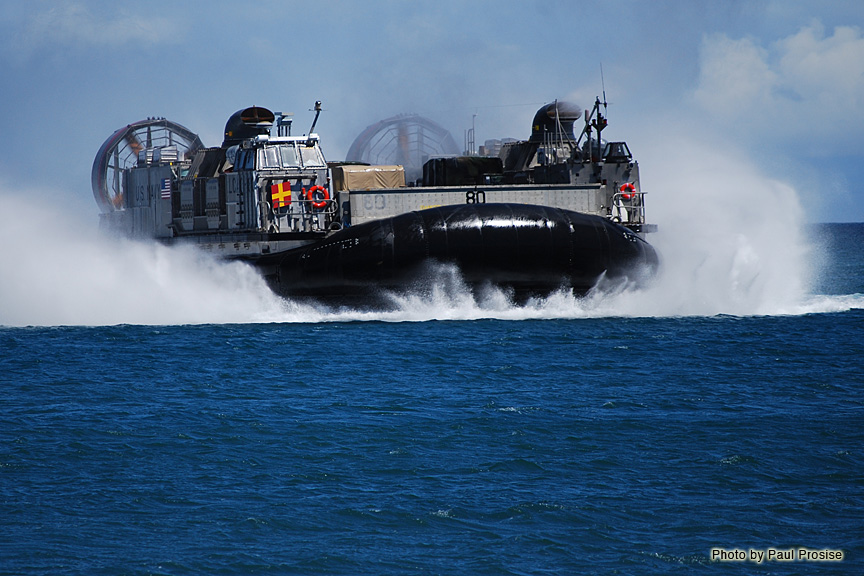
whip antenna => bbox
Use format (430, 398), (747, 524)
(600, 62), (608, 111)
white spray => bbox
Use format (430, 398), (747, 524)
(610, 130), (814, 317)
(0, 191), (286, 326)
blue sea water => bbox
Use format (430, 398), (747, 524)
(1, 224), (863, 575)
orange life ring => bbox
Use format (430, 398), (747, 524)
(305, 185), (330, 209)
(620, 182), (636, 200)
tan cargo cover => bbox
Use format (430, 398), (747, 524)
(332, 165), (406, 191)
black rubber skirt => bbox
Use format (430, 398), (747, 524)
(271, 203), (658, 303)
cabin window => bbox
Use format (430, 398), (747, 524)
(279, 144), (299, 168)
(299, 145), (325, 169)
(258, 146), (281, 169)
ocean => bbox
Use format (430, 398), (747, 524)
(1, 222), (862, 575)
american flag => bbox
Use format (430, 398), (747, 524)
(160, 178), (171, 199)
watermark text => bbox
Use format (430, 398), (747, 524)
(711, 548), (843, 563)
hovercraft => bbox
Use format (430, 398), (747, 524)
(93, 98), (658, 304)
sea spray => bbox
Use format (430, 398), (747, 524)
(619, 129), (814, 316)
(0, 192), (285, 327)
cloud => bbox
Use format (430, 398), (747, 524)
(692, 22), (864, 152)
(10, 2), (179, 58)
(777, 23), (864, 116)
(693, 34), (777, 115)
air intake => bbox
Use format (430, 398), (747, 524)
(222, 106), (275, 147)
(529, 101), (581, 143)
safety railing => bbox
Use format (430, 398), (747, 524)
(266, 196), (339, 233)
(611, 192), (647, 225)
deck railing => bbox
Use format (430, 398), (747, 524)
(611, 192), (647, 226)
(267, 197), (338, 232)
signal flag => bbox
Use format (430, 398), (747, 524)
(270, 181), (292, 209)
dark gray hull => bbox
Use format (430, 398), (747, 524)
(270, 203), (658, 304)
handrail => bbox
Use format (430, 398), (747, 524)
(611, 192), (647, 225)
(268, 197), (338, 232)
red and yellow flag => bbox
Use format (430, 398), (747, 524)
(270, 181), (292, 209)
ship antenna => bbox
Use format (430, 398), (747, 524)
(600, 62), (608, 111)
(577, 64), (609, 148)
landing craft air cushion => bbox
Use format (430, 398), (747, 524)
(93, 99), (658, 304)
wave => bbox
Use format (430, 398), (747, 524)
(264, 276), (864, 324)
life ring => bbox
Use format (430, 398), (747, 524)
(620, 182), (636, 200)
(305, 185), (330, 209)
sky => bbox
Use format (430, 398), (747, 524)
(0, 0), (862, 223)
